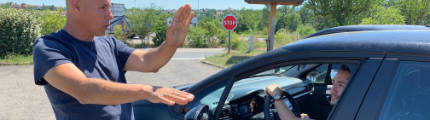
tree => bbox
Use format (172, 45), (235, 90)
(397, 0), (430, 25)
(305, 0), (380, 29)
(276, 6), (302, 32)
(127, 7), (160, 46)
(152, 11), (171, 46)
(361, 6), (405, 25)
(234, 9), (261, 33)
(258, 5), (270, 31)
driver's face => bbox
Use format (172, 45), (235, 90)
(330, 69), (350, 105)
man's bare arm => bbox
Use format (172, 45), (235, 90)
(274, 100), (304, 120)
(44, 63), (193, 105)
(267, 84), (312, 120)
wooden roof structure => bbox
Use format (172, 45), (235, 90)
(245, 0), (304, 6)
(244, 0), (304, 51)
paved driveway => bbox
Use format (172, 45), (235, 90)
(0, 48), (223, 120)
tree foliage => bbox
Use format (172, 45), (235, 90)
(390, 0), (430, 25)
(305, 0), (380, 29)
(276, 6), (302, 32)
(361, 6), (405, 25)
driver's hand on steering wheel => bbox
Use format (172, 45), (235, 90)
(265, 84), (282, 97)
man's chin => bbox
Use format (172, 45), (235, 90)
(330, 99), (337, 105)
(95, 32), (106, 36)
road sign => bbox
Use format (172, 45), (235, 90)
(223, 15), (237, 54)
(223, 15), (237, 31)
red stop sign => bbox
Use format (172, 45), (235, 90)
(223, 15), (237, 31)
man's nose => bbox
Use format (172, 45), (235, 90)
(106, 10), (114, 20)
(330, 87), (336, 94)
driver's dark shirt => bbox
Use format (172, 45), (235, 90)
(301, 95), (333, 120)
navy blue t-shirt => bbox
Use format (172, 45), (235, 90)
(33, 30), (135, 120)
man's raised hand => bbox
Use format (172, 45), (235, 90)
(165, 4), (194, 48)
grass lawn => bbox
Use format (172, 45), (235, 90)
(203, 32), (301, 68)
(203, 48), (266, 68)
(0, 55), (33, 65)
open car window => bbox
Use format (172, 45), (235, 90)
(214, 63), (357, 120)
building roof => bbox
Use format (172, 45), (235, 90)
(245, 0), (304, 5)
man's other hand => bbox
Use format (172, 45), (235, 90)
(165, 4), (194, 47)
(265, 84), (283, 97)
(147, 87), (195, 106)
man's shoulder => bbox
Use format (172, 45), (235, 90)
(34, 31), (73, 52)
(96, 35), (118, 44)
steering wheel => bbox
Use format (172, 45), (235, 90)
(264, 90), (302, 120)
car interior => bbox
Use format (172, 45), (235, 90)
(208, 63), (358, 120)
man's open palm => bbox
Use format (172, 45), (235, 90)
(165, 4), (194, 47)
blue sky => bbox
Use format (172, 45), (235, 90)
(0, 0), (266, 9)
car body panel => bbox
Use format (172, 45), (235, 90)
(355, 58), (400, 120)
(133, 25), (430, 120)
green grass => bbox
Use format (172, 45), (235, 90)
(203, 32), (301, 68)
(0, 55), (33, 65)
(203, 49), (265, 68)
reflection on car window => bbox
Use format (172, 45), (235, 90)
(379, 61), (430, 120)
(252, 65), (295, 77)
(200, 86), (226, 116)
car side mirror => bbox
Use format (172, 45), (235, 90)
(184, 104), (209, 120)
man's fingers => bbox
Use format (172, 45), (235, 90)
(185, 12), (195, 28)
(182, 4), (191, 22)
(158, 96), (176, 106)
(173, 5), (184, 23)
(170, 90), (194, 102)
(175, 90), (195, 101)
(164, 93), (189, 105)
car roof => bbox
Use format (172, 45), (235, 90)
(305, 25), (430, 38)
(281, 25), (430, 56)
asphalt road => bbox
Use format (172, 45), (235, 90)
(0, 48), (223, 120)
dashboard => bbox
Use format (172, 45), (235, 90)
(218, 90), (294, 120)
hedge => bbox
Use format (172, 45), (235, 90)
(0, 8), (41, 57)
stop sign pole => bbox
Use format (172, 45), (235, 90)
(223, 15), (237, 54)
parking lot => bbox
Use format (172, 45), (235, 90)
(0, 48), (223, 120)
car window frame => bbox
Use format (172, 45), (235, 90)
(356, 54), (430, 120)
(212, 58), (367, 120)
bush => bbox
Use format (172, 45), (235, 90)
(153, 25), (168, 46)
(296, 25), (316, 38)
(40, 10), (66, 35)
(274, 29), (300, 48)
(230, 32), (241, 50)
(113, 25), (129, 44)
(187, 26), (209, 48)
(0, 8), (41, 57)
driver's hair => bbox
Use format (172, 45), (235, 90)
(339, 64), (350, 74)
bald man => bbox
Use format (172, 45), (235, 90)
(33, 0), (195, 119)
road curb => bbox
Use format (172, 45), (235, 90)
(200, 60), (226, 69)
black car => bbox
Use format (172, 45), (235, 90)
(133, 25), (430, 120)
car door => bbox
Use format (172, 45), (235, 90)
(211, 52), (384, 120)
(355, 55), (430, 120)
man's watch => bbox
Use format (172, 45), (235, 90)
(273, 93), (284, 101)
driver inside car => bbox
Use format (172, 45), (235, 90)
(265, 65), (351, 120)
